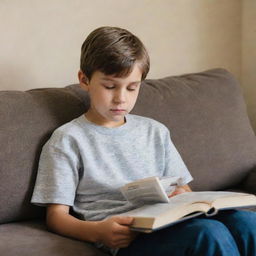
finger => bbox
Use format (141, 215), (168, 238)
(113, 216), (134, 225)
(114, 225), (134, 235)
(168, 191), (176, 197)
(169, 188), (185, 197)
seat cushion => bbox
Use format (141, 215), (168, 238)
(0, 220), (107, 256)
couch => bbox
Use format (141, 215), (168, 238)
(0, 68), (256, 255)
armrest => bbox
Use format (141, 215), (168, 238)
(241, 167), (256, 194)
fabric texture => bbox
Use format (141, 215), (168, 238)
(0, 220), (107, 256)
(0, 87), (89, 224)
(242, 167), (256, 194)
(31, 114), (192, 221)
(132, 69), (256, 191)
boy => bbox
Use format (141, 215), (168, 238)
(32, 26), (256, 256)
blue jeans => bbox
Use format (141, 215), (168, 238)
(117, 210), (256, 256)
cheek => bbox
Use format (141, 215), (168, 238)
(91, 89), (109, 102)
(128, 92), (139, 108)
(131, 91), (140, 102)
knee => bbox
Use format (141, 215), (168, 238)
(219, 210), (256, 234)
(183, 218), (239, 255)
(188, 218), (232, 242)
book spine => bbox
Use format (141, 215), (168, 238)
(205, 207), (218, 217)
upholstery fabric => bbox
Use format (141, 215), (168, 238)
(242, 167), (256, 194)
(132, 69), (256, 191)
(0, 87), (89, 223)
(0, 220), (107, 256)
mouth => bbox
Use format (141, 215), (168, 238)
(110, 109), (126, 114)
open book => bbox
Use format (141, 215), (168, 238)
(119, 177), (256, 233)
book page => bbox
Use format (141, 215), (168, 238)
(119, 191), (254, 218)
(119, 192), (199, 218)
(158, 191), (252, 210)
(174, 191), (250, 205)
(120, 176), (179, 204)
(119, 191), (256, 232)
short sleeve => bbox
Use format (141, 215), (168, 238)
(31, 130), (80, 206)
(163, 130), (193, 186)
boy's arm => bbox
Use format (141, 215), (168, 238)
(47, 204), (137, 249)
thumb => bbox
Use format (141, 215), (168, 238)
(114, 216), (134, 225)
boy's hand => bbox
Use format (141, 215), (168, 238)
(97, 216), (138, 249)
(168, 184), (192, 198)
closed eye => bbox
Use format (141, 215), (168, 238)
(127, 87), (136, 91)
(104, 85), (115, 90)
(127, 84), (140, 91)
(102, 83), (140, 91)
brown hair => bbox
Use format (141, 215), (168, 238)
(80, 26), (150, 81)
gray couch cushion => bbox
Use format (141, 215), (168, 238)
(132, 68), (256, 191)
(0, 220), (107, 256)
(242, 167), (256, 194)
(0, 87), (89, 223)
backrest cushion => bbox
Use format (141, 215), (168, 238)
(132, 68), (256, 191)
(0, 86), (89, 223)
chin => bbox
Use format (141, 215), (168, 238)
(112, 117), (125, 122)
(110, 115), (126, 122)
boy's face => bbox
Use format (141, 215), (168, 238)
(79, 63), (142, 128)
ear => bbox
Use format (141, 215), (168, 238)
(78, 70), (89, 91)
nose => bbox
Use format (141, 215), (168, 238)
(113, 89), (126, 104)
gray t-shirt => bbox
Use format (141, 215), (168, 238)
(31, 114), (193, 221)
